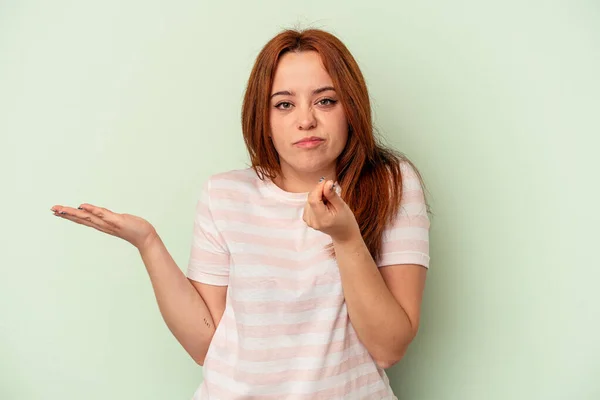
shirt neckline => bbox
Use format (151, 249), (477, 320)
(261, 177), (310, 205)
(258, 173), (341, 205)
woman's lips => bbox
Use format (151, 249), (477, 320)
(294, 137), (325, 149)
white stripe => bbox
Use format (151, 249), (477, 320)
(204, 360), (382, 396)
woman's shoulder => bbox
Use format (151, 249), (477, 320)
(398, 159), (420, 179)
(201, 167), (264, 195)
(207, 167), (257, 184)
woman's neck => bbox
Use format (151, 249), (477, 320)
(274, 165), (336, 193)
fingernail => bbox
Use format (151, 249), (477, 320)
(319, 177), (325, 183)
(60, 211), (66, 215)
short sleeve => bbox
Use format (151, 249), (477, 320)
(186, 178), (231, 285)
(377, 162), (431, 268)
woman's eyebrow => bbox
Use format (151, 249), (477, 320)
(270, 86), (336, 99)
(313, 86), (336, 95)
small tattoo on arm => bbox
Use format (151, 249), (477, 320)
(203, 318), (211, 329)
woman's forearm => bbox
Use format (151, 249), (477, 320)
(333, 234), (415, 368)
(138, 232), (215, 365)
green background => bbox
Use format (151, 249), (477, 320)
(1, 0), (598, 399)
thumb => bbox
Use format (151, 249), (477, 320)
(323, 180), (344, 207)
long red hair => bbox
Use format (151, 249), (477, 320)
(242, 28), (430, 263)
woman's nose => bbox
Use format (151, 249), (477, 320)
(297, 106), (317, 130)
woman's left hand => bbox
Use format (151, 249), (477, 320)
(303, 179), (361, 243)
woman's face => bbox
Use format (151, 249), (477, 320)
(269, 51), (348, 178)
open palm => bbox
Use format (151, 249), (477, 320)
(51, 203), (157, 251)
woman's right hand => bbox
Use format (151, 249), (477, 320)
(51, 203), (158, 252)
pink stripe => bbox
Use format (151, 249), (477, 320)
(389, 214), (430, 228)
(229, 294), (343, 313)
(211, 188), (424, 213)
(225, 230), (329, 253)
(189, 247), (229, 264)
(222, 313), (348, 337)
(231, 271), (341, 290)
(211, 188), (256, 201)
(210, 333), (361, 362)
(382, 238), (429, 253)
(212, 209), (304, 228)
(400, 190), (425, 202)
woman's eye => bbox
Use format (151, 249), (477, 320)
(318, 98), (336, 106)
(276, 102), (292, 110)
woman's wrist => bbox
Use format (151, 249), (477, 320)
(331, 225), (364, 248)
(137, 229), (161, 255)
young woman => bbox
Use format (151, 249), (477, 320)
(51, 28), (431, 399)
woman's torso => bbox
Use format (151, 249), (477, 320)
(192, 168), (396, 400)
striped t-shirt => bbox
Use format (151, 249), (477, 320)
(187, 162), (430, 399)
